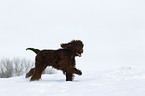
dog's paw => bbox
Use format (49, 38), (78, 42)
(77, 70), (82, 75)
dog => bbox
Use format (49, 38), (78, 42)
(26, 40), (84, 81)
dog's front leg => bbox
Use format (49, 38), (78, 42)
(66, 72), (74, 81)
(74, 68), (82, 75)
(65, 66), (75, 81)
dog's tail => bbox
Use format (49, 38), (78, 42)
(26, 48), (40, 54)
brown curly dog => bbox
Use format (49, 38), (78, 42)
(26, 40), (84, 81)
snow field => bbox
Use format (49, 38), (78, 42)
(1, 69), (145, 96)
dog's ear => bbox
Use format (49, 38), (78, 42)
(61, 43), (72, 49)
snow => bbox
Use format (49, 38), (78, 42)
(1, 69), (145, 96)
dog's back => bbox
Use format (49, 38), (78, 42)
(35, 49), (74, 69)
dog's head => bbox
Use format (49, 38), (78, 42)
(61, 40), (84, 57)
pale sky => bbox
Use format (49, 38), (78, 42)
(0, 0), (145, 71)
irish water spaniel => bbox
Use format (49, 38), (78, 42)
(26, 40), (84, 81)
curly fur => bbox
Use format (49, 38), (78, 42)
(26, 40), (84, 81)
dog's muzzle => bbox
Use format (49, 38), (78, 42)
(76, 53), (82, 57)
(76, 49), (83, 57)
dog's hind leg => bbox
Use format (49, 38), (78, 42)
(26, 68), (35, 78)
(30, 65), (47, 81)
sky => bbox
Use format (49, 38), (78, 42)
(0, 0), (145, 71)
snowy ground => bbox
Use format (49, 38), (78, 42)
(1, 69), (145, 96)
